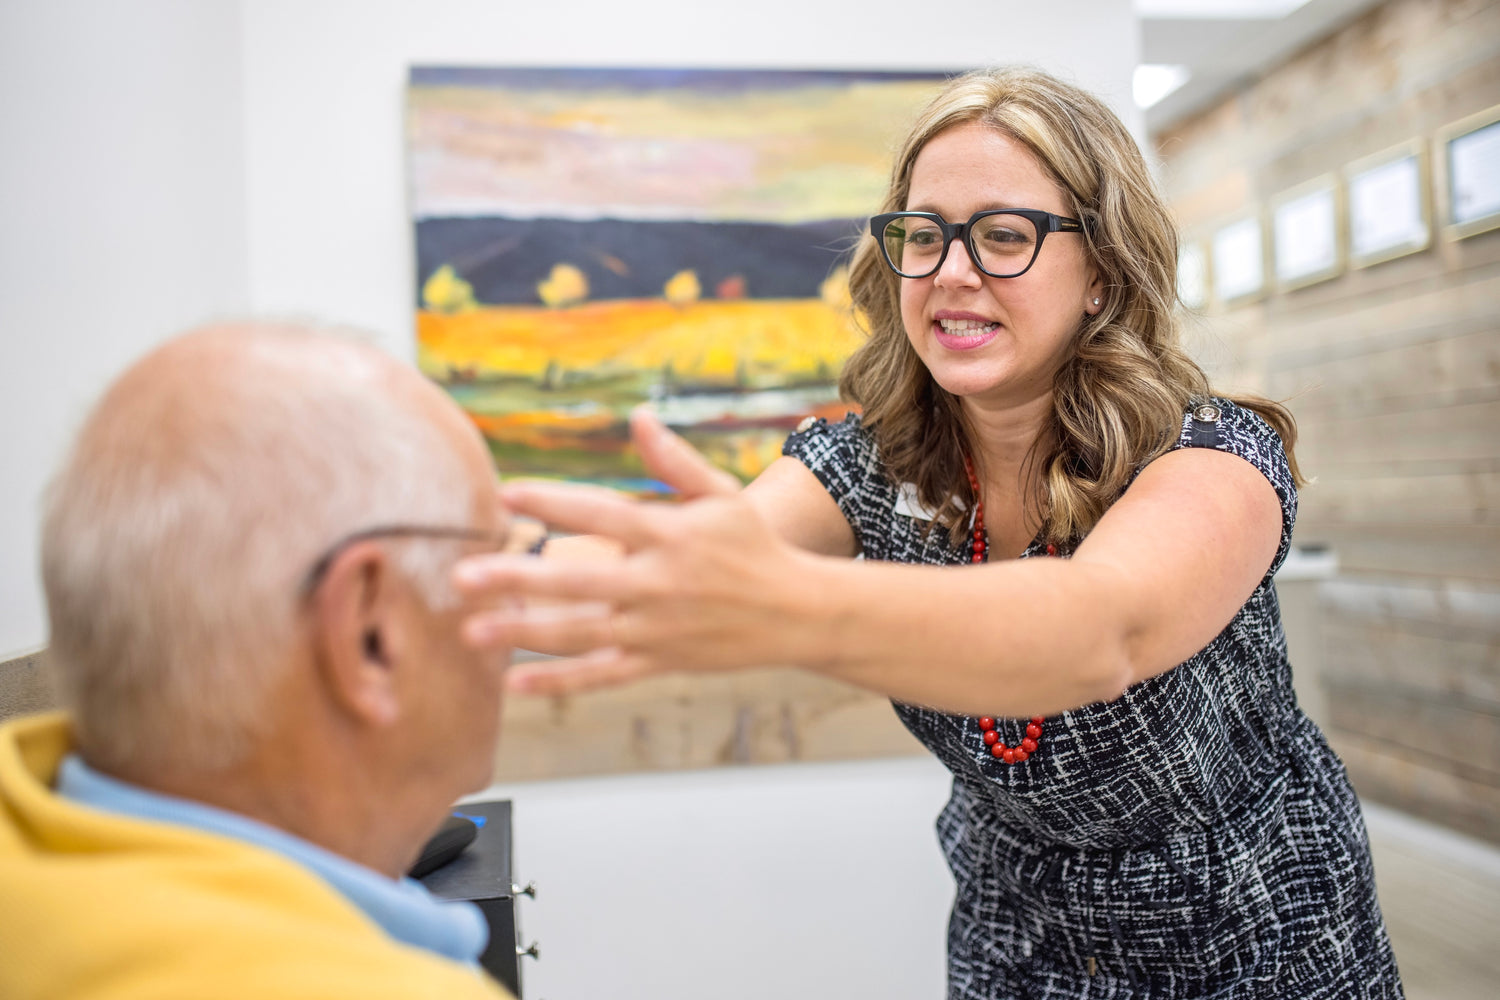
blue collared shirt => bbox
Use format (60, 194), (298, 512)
(56, 755), (488, 964)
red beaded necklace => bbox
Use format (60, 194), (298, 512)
(964, 452), (1047, 765)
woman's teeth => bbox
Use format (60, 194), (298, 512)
(937, 318), (997, 336)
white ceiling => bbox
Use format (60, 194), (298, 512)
(1139, 0), (1389, 133)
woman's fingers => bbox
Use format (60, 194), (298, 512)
(461, 599), (616, 654)
(630, 407), (742, 499)
(498, 481), (658, 549)
(454, 552), (628, 603)
(505, 649), (655, 696)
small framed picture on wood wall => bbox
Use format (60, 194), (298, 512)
(1177, 240), (1208, 310)
(1437, 104), (1500, 240)
(1270, 175), (1343, 291)
(1345, 139), (1430, 268)
(1211, 214), (1266, 305)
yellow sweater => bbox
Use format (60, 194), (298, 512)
(0, 713), (514, 1000)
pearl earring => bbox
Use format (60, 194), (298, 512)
(1092, 298), (1100, 307)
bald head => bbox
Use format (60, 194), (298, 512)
(42, 322), (496, 775)
(87, 323), (477, 485)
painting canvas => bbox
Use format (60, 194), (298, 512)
(407, 67), (949, 490)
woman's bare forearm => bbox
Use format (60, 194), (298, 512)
(774, 549), (1133, 716)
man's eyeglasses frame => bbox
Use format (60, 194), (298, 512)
(298, 524), (503, 600)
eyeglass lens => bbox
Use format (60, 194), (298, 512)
(881, 213), (1040, 278)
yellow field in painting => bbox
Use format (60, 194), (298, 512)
(417, 297), (864, 486)
(417, 297), (864, 382)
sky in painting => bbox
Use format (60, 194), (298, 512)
(407, 67), (951, 223)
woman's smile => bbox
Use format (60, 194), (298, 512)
(932, 310), (1001, 350)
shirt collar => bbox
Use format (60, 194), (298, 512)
(55, 754), (488, 964)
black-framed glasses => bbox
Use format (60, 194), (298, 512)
(298, 524), (503, 599)
(870, 209), (1085, 279)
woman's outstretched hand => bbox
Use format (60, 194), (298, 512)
(454, 408), (814, 695)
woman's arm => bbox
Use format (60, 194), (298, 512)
(459, 432), (1281, 717)
(800, 445), (1282, 714)
(741, 456), (859, 558)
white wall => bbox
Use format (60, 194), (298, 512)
(0, 0), (1139, 658)
(0, 0), (249, 657)
(471, 754), (958, 1000)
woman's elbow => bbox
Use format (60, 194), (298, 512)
(1064, 567), (1139, 706)
(1083, 644), (1135, 706)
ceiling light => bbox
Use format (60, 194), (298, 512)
(1134, 65), (1192, 109)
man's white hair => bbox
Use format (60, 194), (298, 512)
(41, 323), (475, 775)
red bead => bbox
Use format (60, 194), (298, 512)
(1046, 543), (1057, 556)
(983, 730), (1000, 746)
(990, 744), (1006, 758)
(971, 554), (983, 564)
(1031, 716), (1045, 725)
(1026, 723), (1042, 739)
(1001, 749), (1018, 764)
(1013, 749), (1030, 762)
(978, 717), (995, 730)
(1021, 737), (1038, 752)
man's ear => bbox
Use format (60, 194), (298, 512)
(310, 542), (404, 728)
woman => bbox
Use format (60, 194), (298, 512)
(456, 68), (1403, 998)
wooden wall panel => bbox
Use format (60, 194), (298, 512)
(1330, 733), (1500, 842)
(1325, 681), (1500, 780)
(1305, 471), (1498, 526)
(491, 667), (925, 783)
(1158, 0), (1500, 841)
(0, 649), (55, 723)
(1321, 620), (1500, 706)
(1270, 326), (1500, 416)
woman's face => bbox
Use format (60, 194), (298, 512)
(898, 123), (1101, 410)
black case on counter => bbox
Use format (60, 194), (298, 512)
(417, 799), (524, 997)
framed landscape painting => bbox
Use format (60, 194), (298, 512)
(406, 67), (949, 491)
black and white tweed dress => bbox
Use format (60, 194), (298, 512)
(783, 400), (1403, 1000)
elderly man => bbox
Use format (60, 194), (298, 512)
(0, 324), (515, 998)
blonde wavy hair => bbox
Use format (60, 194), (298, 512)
(841, 66), (1302, 546)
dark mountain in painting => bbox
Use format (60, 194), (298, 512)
(415, 216), (863, 306)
